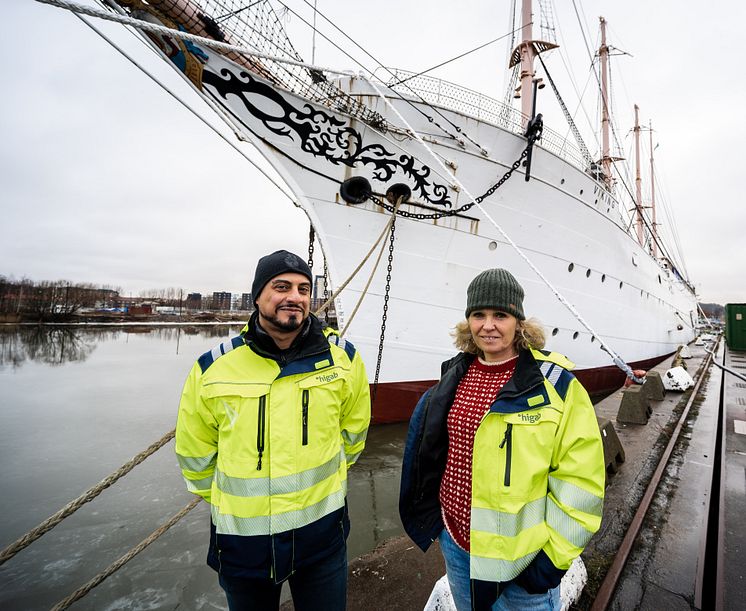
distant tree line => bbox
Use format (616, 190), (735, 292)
(139, 287), (187, 308)
(0, 276), (120, 319)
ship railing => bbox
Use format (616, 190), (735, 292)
(385, 69), (590, 172)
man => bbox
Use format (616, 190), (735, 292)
(176, 250), (371, 611)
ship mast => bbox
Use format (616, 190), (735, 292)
(649, 120), (658, 258)
(518, 0), (536, 121)
(633, 104), (645, 246)
(598, 16), (613, 189)
(510, 0), (557, 126)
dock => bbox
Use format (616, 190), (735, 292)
(3, 334), (741, 610)
(280, 340), (745, 610)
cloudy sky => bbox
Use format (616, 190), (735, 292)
(2, 0), (743, 303)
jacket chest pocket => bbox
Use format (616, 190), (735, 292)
(204, 383), (270, 466)
(499, 410), (561, 496)
(297, 369), (346, 449)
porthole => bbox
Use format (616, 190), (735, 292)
(601, 274), (606, 282)
(488, 241), (497, 251)
(572, 332), (579, 340)
(585, 269), (591, 278)
(552, 328), (559, 336)
(568, 263), (574, 272)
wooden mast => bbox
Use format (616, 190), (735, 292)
(518, 0), (536, 123)
(599, 16), (613, 189)
(510, 0), (558, 126)
(633, 104), (645, 246)
(649, 121), (658, 257)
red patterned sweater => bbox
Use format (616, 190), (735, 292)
(439, 355), (517, 550)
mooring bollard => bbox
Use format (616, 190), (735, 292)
(598, 417), (625, 474)
(641, 370), (665, 402)
(617, 384), (652, 424)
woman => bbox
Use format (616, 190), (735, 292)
(399, 269), (605, 610)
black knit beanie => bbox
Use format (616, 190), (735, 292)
(252, 250), (313, 304)
(465, 268), (525, 320)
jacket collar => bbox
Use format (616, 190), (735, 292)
(441, 349), (544, 397)
(495, 348), (545, 399)
(441, 349), (548, 413)
(243, 311), (329, 366)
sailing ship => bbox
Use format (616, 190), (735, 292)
(51, 0), (697, 422)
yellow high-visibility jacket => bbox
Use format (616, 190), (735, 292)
(400, 348), (605, 596)
(176, 314), (370, 580)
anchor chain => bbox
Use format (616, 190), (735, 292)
(307, 224), (330, 323)
(371, 213), (397, 403)
(307, 224), (315, 269)
(368, 125), (542, 221)
(321, 258), (330, 324)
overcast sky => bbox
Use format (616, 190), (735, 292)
(2, 0), (743, 304)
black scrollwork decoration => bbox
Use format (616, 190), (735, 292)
(202, 67), (452, 207)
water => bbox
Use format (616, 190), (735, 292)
(0, 325), (407, 610)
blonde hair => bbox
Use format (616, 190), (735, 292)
(452, 316), (546, 355)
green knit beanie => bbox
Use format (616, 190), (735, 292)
(465, 268), (525, 320)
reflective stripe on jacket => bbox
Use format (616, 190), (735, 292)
(399, 348), (604, 590)
(175, 321), (370, 579)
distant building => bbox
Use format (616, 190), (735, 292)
(240, 293), (253, 311)
(186, 293), (202, 311)
(127, 304), (153, 316)
(212, 291), (232, 311)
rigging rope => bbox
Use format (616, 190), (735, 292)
(536, 53), (593, 167)
(0, 429), (175, 566)
(365, 75), (644, 383)
(71, 7), (298, 206)
(312, 205), (399, 320)
(50, 497), (201, 610)
(36, 0), (356, 76)
(340, 195), (405, 336)
(292, 0), (492, 153)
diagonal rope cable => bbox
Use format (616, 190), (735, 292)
(72, 8), (298, 204)
(0, 429), (175, 566)
(35, 0), (356, 76)
(50, 497), (201, 611)
(340, 196), (405, 335)
(312, 206), (399, 319)
(292, 0), (503, 153)
(365, 75), (643, 382)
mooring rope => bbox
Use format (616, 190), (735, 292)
(50, 497), (201, 611)
(365, 75), (644, 383)
(312, 205), (399, 321)
(340, 195), (405, 335)
(0, 429), (175, 566)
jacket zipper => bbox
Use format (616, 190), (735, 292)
(302, 389), (309, 446)
(256, 395), (266, 470)
(499, 423), (513, 487)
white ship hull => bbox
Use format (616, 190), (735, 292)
(119, 7), (697, 421)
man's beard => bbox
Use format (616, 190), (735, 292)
(261, 311), (304, 332)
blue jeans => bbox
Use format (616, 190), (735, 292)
(439, 529), (561, 611)
(218, 544), (347, 611)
